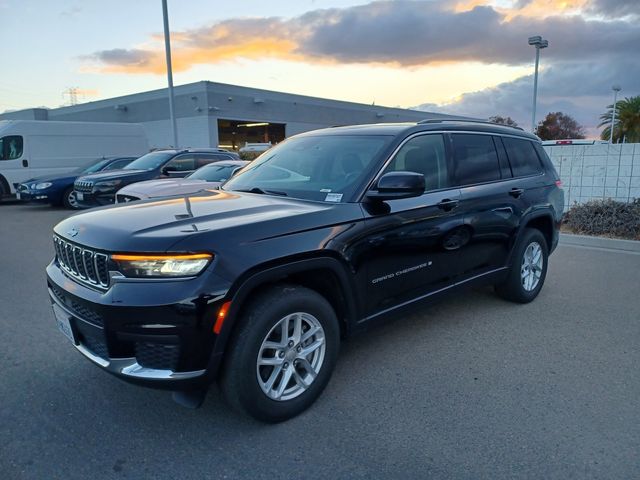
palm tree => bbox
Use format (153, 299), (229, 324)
(599, 96), (640, 143)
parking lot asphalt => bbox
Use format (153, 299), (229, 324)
(1, 202), (639, 480)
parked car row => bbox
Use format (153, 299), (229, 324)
(13, 147), (247, 209)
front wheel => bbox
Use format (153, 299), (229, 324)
(61, 187), (80, 209)
(219, 284), (340, 422)
(495, 228), (548, 303)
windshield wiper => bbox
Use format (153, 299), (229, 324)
(234, 187), (288, 196)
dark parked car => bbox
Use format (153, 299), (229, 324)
(16, 157), (136, 208)
(115, 160), (249, 203)
(73, 148), (240, 208)
(48, 120), (563, 422)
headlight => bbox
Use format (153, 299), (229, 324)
(111, 253), (212, 278)
(34, 182), (53, 190)
(93, 180), (122, 193)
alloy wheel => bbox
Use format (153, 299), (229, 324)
(521, 241), (543, 291)
(256, 312), (326, 401)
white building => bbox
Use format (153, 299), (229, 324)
(0, 81), (462, 150)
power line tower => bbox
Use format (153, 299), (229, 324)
(62, 87), (79, 106)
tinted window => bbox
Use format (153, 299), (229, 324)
(383, 134), (449, 191)
(451, 134), (500, 185)
(124, 152), (174, 170)
(502, 137), (542, 177)
(224, 135), (390, 202)
(77, 158), (111, 174)
(0, 135), (23, 160)
(164, 155), (195, 172)
(104, 158), (134, 170)
(195, 154), (231, 168)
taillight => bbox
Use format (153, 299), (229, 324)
(555, 180), (563, 188)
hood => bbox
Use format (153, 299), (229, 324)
(77, 169), (149, 184)
(119, 178), (212, 198)
(53, 190), (358, 253)
(22, 173), (77, 185)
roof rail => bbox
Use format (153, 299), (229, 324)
(418, 118), (525, 131)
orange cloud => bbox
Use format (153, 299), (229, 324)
(454, 0), (589, 19)
(95, 37), (301, 74)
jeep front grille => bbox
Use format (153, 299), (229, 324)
(53, 236), (110, 288)
(74, 181), (93, 193)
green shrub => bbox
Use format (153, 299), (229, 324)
(563, 198), (640, 240)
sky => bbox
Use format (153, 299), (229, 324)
(1, 0), (638, 137)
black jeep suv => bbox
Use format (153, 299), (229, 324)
(73, 148), (240, 208)
(47, 120), (563, 422)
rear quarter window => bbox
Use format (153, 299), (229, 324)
(502, 137), (543, 177)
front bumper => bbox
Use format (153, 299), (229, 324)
(75, 191), (116, 208)
(46, 260), (230, 390)
(16, 185), (52, 202)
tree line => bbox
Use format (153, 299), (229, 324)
(488, 95), (640, 142)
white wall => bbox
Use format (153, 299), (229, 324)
(544, 143), (640, 207)
(141, 116), (212, 149)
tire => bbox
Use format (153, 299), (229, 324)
(61, 187), (80, 209)
(219, 284), (340, 422)
(495, 228), (548, 303)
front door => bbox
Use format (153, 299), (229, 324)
(359, 133), (466, 318)
(0, 135), (27, 193)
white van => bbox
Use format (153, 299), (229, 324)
(239, 142), (272, 154)
(0, 120), (148, 196)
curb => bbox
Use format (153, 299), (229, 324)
(559, 233), (640, 253)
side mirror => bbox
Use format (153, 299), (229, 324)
(366, 171), (425, 201)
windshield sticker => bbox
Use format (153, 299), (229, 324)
(325, 193), (343, 202)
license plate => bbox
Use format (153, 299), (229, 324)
(76, 192), (84, 201)
(53, 304), (76, 344)
(15, 191), (21, 200)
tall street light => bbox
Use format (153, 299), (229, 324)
(162, 0), (179, 148)
(610, 85), (622, 144)
(528, 35), (549, 134)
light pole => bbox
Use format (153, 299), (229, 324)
(162, 0), (178, 148)
(610, 85), (621, 144)
(528, 35), (549, 134)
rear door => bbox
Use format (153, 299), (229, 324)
(162, 154), (196, 177)
(449, 133), (521, 278)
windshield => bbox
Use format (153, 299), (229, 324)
(223, 135), (390, 202)
(75, 158), (111, 174)
(124, 151), (174, 171)
(188, 164), (243, 182)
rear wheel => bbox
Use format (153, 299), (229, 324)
(61, 187), (80, 209)
(495, 228), (548, 303)
(220, 284), (340, 422)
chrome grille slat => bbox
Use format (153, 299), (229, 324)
(74, 181), (94, 193)
(73, 246), (85, 279)
(53, 235), (109, 289)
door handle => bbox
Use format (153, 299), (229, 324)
(509, 188), (524, 198)
(437, 198), (459, 211)
(22, 159), (28, 168)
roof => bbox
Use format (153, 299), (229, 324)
(301, 120), (540, 141)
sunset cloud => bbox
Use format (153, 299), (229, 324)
(84, 0), (639, 74)
(80, 0), (638, 135)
